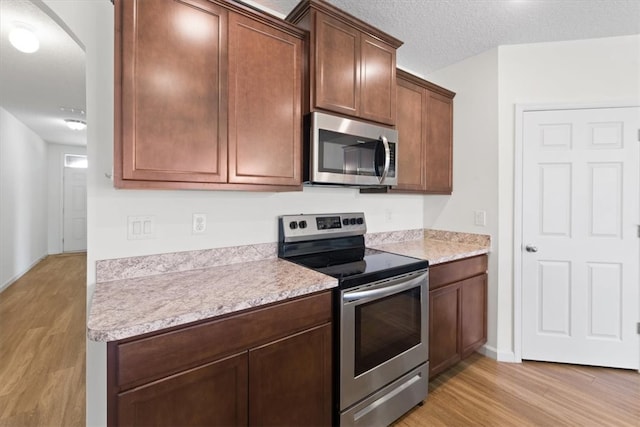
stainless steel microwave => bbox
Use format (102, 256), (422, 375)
(305, 112), (398, 187)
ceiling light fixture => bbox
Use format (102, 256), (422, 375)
(64, 119), (87, 131)
(9, 23), (40, 54)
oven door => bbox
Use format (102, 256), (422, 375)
(340, 269), (428, 411)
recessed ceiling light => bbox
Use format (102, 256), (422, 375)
(9, 23), (39, 54)
(64, 119), (86, 131)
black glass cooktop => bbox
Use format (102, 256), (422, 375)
(287, 247), (428, 289)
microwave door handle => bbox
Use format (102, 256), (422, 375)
(378, 135), (390, 184)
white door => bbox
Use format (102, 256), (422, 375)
(521, 107), (639, 369)
(63, 167), (87, 252)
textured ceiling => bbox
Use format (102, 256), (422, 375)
(0, 0), (639, 147)
(250, 0), (640, 76)
(0, 0), (85, 146)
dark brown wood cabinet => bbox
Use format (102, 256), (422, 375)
(117, 353), (249, 426)
(249, 325), (332, 426)
(428, 255), (487, 378)
(114, 0), (305, 191)
(394, 70), (455, 194)
(227, 12), (303, 186)
(287, 0), (402, 126)
(107, 291), (332, 426)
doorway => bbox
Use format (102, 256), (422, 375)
(515, 105), (639, 369)
(63, 154), (87, 252)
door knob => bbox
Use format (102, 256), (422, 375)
(525, 245), (538, 253)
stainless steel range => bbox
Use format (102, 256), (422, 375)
(278, 213), (429, 426)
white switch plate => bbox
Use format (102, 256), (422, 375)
(192, 213), (207, 234)
(127, 215), (156, 240)
(474, 210), (487, 227)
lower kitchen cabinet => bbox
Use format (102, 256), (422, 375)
(249, 325), (332, 426)
(107, 291), (332, 426)
(117, 353), (249, 426)
(428, 255), (487, 378)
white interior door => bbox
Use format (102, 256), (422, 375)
(521, 106), (639, 369)
(63, 167), (87, 252)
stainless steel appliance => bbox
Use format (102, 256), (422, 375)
(305, 112), (398, 187)
(278, 213), (429, 426)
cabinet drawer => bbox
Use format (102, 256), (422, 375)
(429, 255), (487, 290)
(114, 291), (332, 390)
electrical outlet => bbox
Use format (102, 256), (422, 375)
(127, 216), (156, 240)
(193, 213), (207, 234)
(474, 210), (487, 227)
(384, 209), (393, 222)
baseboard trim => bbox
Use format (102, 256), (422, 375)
(479, 345), (519, 363)
(0, 254), (47, 293)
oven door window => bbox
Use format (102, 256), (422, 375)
(354, 287), (421, 376)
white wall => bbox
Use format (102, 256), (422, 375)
(0, 107), (49, 291)
(423, 48), (501, 355)
(497, 34), (640, 359)
(47, 143), (87, 255)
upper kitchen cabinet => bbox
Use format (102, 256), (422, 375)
(286, 0), (402, 126)
(114, 0), (305, 190)
(227, 12), (303, 186)
(394, 69), (455, 194)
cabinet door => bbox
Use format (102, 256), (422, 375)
(395, 78), (426, 191)
(249, 324), (332, 426)
(360, 34), (396, 125)
(118, 352), (248, 427)
(314, 12), (360, 117)
(460, 274), (488, 358)
(424, 90), (453, 193)
(117, 0), (228, 184)
(227, 13), (303, 186)
(429, 282), (461, 378)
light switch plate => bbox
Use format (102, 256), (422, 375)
(474, 210), (487, 227)
(127, 215), (156, 240)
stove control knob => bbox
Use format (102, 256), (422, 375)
(349, 218), (356, 225)
(289, 221), (298, 230)
(356, 217), (364, 225)
(298, 220), (307, 229)
(342, 218), (349, 226)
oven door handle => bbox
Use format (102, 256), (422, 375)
(343, 272), (427, 303)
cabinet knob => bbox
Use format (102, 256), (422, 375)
(525, 245), (538, 253)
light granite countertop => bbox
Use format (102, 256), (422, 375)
(87, 258), (337, 342)
(87, 229), (490, 343)
(370, 238), (489, 265)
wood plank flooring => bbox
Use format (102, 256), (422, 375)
(395, 352), (640, 426)
(2, 253), (639, 426)
(0, 253), (86, 427)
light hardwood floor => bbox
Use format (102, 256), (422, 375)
(2, 254), (639, 426)
(0, 253), (86, 427)
(396, 352), (640, 426)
